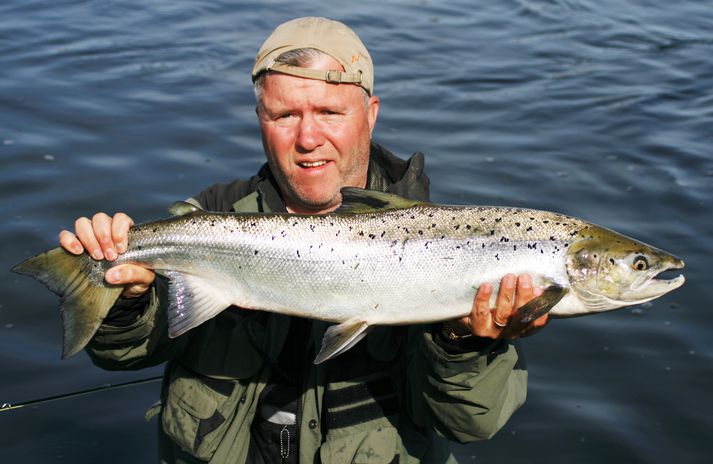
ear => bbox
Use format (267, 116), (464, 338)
(367, 95), (380, 134)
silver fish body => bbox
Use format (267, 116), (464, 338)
(13, 188), (685, 362)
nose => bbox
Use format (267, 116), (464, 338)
(295, 114), (325, 152)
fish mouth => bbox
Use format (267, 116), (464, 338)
(626, 259), (685, 302)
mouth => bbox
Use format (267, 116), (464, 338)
(629, 259), (685, 301)
(298, 160), (329, 168)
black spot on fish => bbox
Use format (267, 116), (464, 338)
(431, 223), (437, 228)
(380, 231), (386, 237)
(609, 258), (615, 265)
(480, 217), (486, 221)
(482, 243), (486, 249)
(490, 230), (495, 236)
(152, 228), (157, 233)
(410, 215), (415, 219)
(296, 250), (300, 258)
(369, 233), (376, 239)
(456, 245), (461, 249)
(513, 245), (517, 251)
(358, 231), (364, 236)
(418, 230), (423, 235)
(404, 227), (410, 234)
(466, 225), (471, 230)
(550, 236), (556, 241)
(271, 236), (275, 240)
(495, 254), (500, 260)
(500, 236), (509, 243)
(254, 250), (259, 255)
(526, 226), (533, 232)
(495, 218), (502, 222)
(454, 224), (460, 230)
(515, 222), (520, 227)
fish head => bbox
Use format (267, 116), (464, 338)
(565, 226), (685, 313)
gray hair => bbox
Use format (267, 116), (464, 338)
(254, 48), (369, 107)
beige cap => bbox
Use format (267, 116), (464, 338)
(252, 17), (374, 95)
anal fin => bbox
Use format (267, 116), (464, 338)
(314, 318), (371, 364)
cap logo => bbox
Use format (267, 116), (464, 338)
(351, 55), (360, 63)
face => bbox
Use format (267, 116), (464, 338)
(256, 54), (379, 214)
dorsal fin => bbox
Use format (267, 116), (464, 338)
(337, 187), (428, 214)
(168, 201), (203, 217)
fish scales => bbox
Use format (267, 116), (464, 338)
(12, 188), (684, 361)
(113, 205), (584, 325)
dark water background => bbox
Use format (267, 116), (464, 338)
(1, 1), (711, 462)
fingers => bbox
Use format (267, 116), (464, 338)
(58, 212), (133, 261)
(111, 212), (134, 254)
(105, 264), (156, 298)
(455, 274), (550, 340)
(58, 229), (84, 255)
(493, 274), (517, 328)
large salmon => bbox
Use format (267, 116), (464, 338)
(13, 188), (685, 362)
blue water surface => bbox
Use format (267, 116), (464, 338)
(1, 1), (711, 462)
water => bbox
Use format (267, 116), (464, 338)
(1, 1), (711, 462)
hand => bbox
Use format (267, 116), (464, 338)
(58, 212), (155, 298)
(456, 274), (549, 340)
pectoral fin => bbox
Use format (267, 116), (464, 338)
(314, 318), (371, 364)
(517, 284), (568, 324)
(164, 271), (232, 337)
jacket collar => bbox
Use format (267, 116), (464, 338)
(252, 142), (430, 213)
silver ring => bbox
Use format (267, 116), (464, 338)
(493, 316), (508, 328)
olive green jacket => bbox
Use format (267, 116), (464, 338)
(86, 144), (527, 463)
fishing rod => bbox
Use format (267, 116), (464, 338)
(0, 375), (163, 413)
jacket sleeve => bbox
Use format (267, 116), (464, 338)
(85, 276), (189, 370)
(404, 329), (527, 443)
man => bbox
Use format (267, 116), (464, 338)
(59, 17), (547, 463)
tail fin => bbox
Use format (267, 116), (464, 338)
(12, 248), (123, 358)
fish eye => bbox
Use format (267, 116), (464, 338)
(632, 255), (649, 271)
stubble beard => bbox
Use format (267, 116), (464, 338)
(269, 146), (370, 213)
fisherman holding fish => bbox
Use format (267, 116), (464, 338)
(54, 17), (554, 463)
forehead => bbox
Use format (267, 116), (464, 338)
(261, 72), (365, 109)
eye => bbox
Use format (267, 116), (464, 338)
(632, 255), (649, 271)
